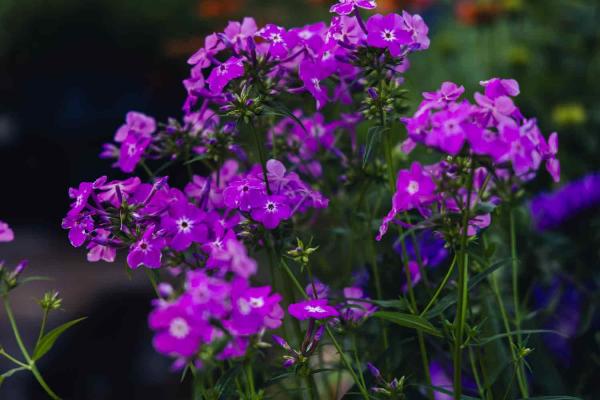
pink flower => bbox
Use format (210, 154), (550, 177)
(161, 199), (208, 251)
(149, 297), (206, 357)
(366, 14), (412, 57)
(206, 57), (245, 94)
(330, 0), (377, 16)
(0, 220), (15, 242)
(288, 299), (339, 320)
(251, 194), (292, 229)
(256, 24), (291, 59)
(127, 226), (166, 269)
(392, 162), (437, 212)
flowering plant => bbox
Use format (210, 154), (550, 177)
(3, 1), (586, 399)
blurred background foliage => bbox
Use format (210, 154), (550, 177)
(0, 0), (598, 398)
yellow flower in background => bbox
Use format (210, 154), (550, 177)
(552, 103), (587, 127)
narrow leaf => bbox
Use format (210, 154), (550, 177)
(32, 317), (87, 361)
(473, 329), (567, 346)
(362, 126), (386, 167)
(373, 311), (442, 337)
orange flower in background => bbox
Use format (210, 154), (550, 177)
(377, 0), (434, 13)
(197, 0), (246, 19)
(455, 0), (504, 26)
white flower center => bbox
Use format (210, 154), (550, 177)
(305, 305), (326, 313)
(176, 217), (194, 234)
(127, 143), (137, 156)
(270, 33), (283, 43)
(75, 194), (84, 207)
(381, 29), (396, 42)
(249, 297), (265, 308)
(217, 64), (229, 76)
(265, 201), (278, 213)
(169, 317), (190, 339)
(138, 240), (152, 253)
(407, 180), (420, 195)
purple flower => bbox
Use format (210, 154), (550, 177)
(223, 177), (264, 211)
(429, 361), (453, 400)
(0, 220), (14, 242)
(288, 299), (339, 320)
(149, 297), (205, 357)
(366, 14), (412, 57)
(127, 226), (166, 269)
(401, 11), (430, 50)
(223, 17), (258, 51)
(206, 238), (258, 278)
(480, 78), (520, 100)
(62, 215), (94, 247)
(393, 162), (437, 212)
(339, 287), (377, 323)
(530, 172), (600, 231)
(251, 194), (291, 229)
(330, 0), (376, 16)
(306, 281), (330, 299)
(299, 59), (333, 110)
(114, 111), (156, 143)
(161, 199), (208, 251)
(256, 24), (291, 59)
(118, 134), (151, 173)
(67, 181), (93, 216)
(86, 229), (116, 262)
(95, 177), (141, 207)
(229, 278), (283, 335)
(206, 57), (245, 94)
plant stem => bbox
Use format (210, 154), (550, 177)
(3, 297), (61, 400)
(453, 166), (474, 400)
(468, 346), (486, 399)
(249, 118), (271, 194)
(245, 362), (256, 397)
(325, 326), (371, 400)
(36, 308), (49, 346)
(420, 254), (457, 316)
(280, 262), (369, 399)
(509, 208), (529, 398)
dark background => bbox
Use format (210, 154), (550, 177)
(0, 0), (598, 398)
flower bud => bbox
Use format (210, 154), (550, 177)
(39, 290), (62, 311)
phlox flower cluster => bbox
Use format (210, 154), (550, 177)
(377, 79), (560, 241)
(149, 270), (283, 362)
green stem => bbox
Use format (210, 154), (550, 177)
(3, 297), (61, 400)
(36, 309), (49, 346)
(30, 364), (61, 400)
(325, 326), (370, 400)
(250, 119), (271, 194)
(145, 269), (160, 297)
(509, 209), (529, 398)
(245, 362), (256, 397)
(468, 346), (486, 399)
(280, 263), (369, 399)
(0, 349), (28, 368)
(3, 297), (31, 363)
(397, 225), (433, 400)
(453, 166), (475, 400)
(420, 255), (458, 316)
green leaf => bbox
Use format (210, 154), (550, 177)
(18, 276), (53, 285)
(183, 154), (208, 165)
(472, 329), (567, 346)
(425, 258), (511, 319)
(263, 103), (307, 133)
(373, 311), (442, 337)
(32, 317), (86, 361)
(362, 126), (386, 168)
(214, 364), (242, 399)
